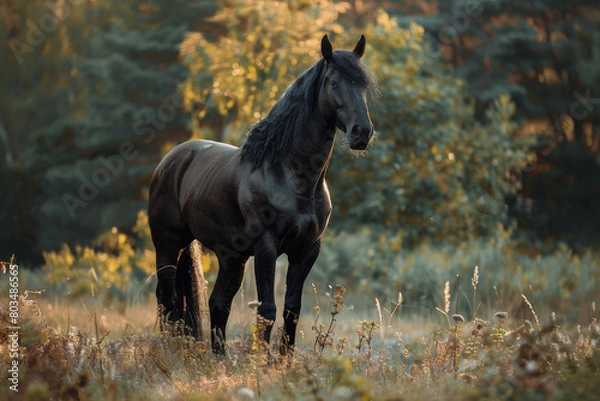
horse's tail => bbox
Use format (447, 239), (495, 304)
(176, 240), (209, 341)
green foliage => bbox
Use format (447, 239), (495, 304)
(181, 4), (533, 246)
(26, 0), (210, 253)
(329, 13), (533, 244)
(416, 0), (600, 245)
(2, 1), (218, 262)
(180, 0), (344, 141)
(2, 0), (599, 264)
(314, 227), (600, 319)
(0, 0), (94, 263)
(41, 211), (156, 303)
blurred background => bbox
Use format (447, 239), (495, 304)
(1, 0), (599, 316)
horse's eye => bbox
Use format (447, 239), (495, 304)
(329, 80), (337, 88)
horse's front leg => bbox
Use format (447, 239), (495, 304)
(281, 242), (321, 355)
(253, 233), (278, 345)
(209, 256), (247, 354)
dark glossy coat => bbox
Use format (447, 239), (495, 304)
(148, 35), (376, 354)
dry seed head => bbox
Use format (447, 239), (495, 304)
(521, 294), (541, 329)
(397, 292), (403, 306)
(332, 285), (346, 310)
(335, 284), (346, 295)
(471, 265), (479, 290)
(590, 318), (600, 339)
(474, 318), (490, 331)
(443, 281), (451, 314)
(495, 311), (508, 320)
(452, 314), (465, 323)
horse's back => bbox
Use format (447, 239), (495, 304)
(174, 139), (241, 197)
(151, 140), (239, 191)
(150, 139), (244, 250)
(150, 139), (239, 212)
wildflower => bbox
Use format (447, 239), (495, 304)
(331, 285), (346, 315)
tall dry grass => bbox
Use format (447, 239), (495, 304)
(1, 260), (599, 401)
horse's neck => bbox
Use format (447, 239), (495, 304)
(287, 120), (336, 187)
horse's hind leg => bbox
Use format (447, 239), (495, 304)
(150, 217), (193, 329)
(209, 255), (247, 354)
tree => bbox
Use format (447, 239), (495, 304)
(27, 0), (220, 253)
(327, 13), (532, 245)
(417, 0), (600, 244)
(1, 0), (90, 262)
(180, 0), (344, 143)
(181, 3), (532, 246)
(1, 0), (218, 261)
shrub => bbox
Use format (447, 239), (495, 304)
(41, 211), (156, 304)
(314, 226), (600, 320)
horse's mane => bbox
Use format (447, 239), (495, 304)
(241, 50), (377, 170)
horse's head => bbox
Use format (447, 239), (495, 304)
(319, 35), (376, 151)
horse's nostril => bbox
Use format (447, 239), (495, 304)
(352, 124), (371, 137)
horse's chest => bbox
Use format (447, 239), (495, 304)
(241, 169), (331, 251)
(279, 193), (331, 246)
(278, 212), (322, 250)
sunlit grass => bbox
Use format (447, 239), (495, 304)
(1, 262), (598, 401)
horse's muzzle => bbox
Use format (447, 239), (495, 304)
(348, 124), (374, 150)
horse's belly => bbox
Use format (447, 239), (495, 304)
(185, 201), (250, 252)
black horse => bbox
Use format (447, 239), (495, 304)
(149, 34), (377, 354)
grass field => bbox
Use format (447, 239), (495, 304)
(1, 259), (599, 401)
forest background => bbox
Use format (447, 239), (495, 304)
(1, 0), (599, 309)
(2, 2), (600, 399)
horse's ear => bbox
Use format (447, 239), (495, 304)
(321, 35), (333, 62)
(353, 34), (366, 58)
